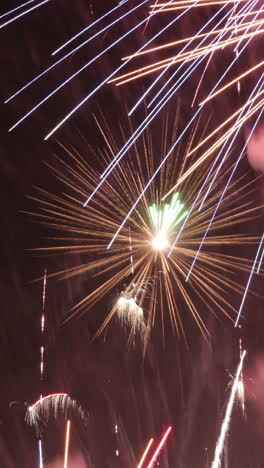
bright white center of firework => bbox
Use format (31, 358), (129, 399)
(118, 297), (127, 307)
(237, 379), (244, 396)
(152, 233), (169, 251)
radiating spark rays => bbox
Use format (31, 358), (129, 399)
(64, 421), (71, 468)
(0, 0), (50, 29)
(30, 113), (264, 338)
(93, 69), (259, 233)
(146, 426), (172, 468)
(235, 233), (264, 327)
(211, 351), (246, 468)
(0, 0), (36, 19)
(52, 0), (130, 55)
(137, 438), (154, 468)
(5, 0), (150, 105)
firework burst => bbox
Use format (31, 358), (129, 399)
(29, 110), (263, 342)
(26, 393), (86, 437)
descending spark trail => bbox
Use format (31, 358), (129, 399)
(64, 420), (71, 468)
(5, 0), (150, 105)
(43, 0), (200, 140)
(235, 233), (264, 327)
(95, 0), (255, 197)
(126, 0), (234, 115)
(107, 45), (259, 250)
(199, 60), (264, 106)
(237, 338), (245, 416)
(0, 0), (36, 19)
(146, 426), (172, 468)
(145, 0), (259, 109)
(7, 0), (150, 130)
(256, 242), (264, 274)
(26, 393), (85, 435)
(93, 0), (261, 209)
(0, 0), (50, 29)
(211, 350), (246, 468)
(137, 438), (154, 468)
(185, 91), (264, 281)
(52, 0), (130, 55)
(111, 24), (264, 86)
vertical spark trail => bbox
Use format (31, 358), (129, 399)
(146, 426), (172, 468)
(114, 424), (119, 458)
(237, 337), (245, 415)
(38, 439), (43, 468)
(38, 269), (47, 465)
(128, 226), (134, 275)
(211, 350), (246, 468)
(235, 234), (264, 327)
(64, 420), (71, 468)
(40, 269), (47, 379)
(137, 438), (154, 468)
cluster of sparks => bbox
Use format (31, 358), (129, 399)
(26, 393), (85, 436)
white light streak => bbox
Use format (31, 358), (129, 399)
(211, 351), (246, 468)
(52, 0), (130, 55)
(5, 0), (147, 104)
(38, 440), (43, 468)
(43, 0), (196, 140)
(235, 233), (264, 327)
(0, 0), (50, 29)
(64, 420), (71, 468)
(0, 0), (36, 19)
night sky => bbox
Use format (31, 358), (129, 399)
(0, 1), (264, 467)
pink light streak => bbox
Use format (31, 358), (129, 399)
(146, 426), (172, 468)
(29, 393), (68, 409)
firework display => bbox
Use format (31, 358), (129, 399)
(0, 0), (264, 466)
(29, 112), (263, 343)
(26, 393), (86, 436)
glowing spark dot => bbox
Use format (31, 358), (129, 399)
(152, 233), (169, 250)
(149, 192), (188, 249)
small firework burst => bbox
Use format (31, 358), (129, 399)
(26, 393), (86, 437)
